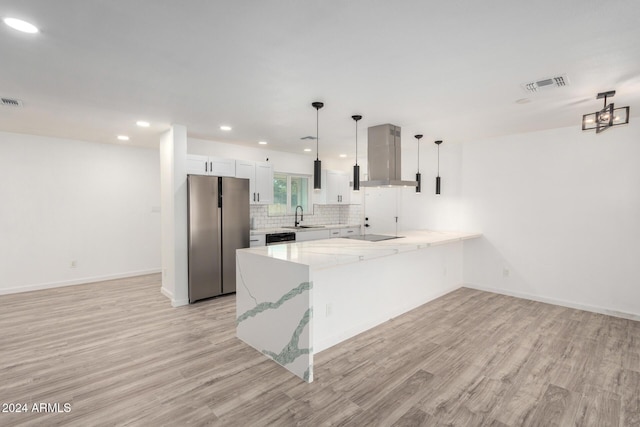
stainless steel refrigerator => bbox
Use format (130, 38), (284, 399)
(187, 175), (250, 303)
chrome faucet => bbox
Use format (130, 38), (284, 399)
(295, 205), (304, 227)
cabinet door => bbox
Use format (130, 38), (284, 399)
(255, 162), (274, 205)
(340, 226), (360, 237)
(249, 234), (266, 247)
(326, 170), (342, 204)
(326, 170), (350, 204)
(235, 160), (256, 203)
(338, 173), (351, 204)
(295, 229), (331, 242)
(186, 154), (210, 175)
(210, 157), (236, 177)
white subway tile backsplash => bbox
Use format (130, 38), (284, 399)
(250, 204), (362, 230)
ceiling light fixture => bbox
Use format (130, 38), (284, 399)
(414, 134), (423, 193)
(339, 154), (347, 158)
(312, 101), (324, 190)
(117, 135), (130, 141)
(136, 120), (150, 127)
(352, 115), (362, 192)
(258, 141), (268, 145)
(3, 17), (39, 34)
(582, 90), (630, 134)
(220, 125), (232, 131)
(435, 140), (443, 194)
(304, 148), (312, 152)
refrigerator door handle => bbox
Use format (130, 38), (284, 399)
(205, 161), (208, 172)
(257, 193), (260, 202)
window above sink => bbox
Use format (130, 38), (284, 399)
(268, 173), (311, 216)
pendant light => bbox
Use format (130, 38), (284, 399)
(352, 114), (362, 192)
(312, 101), (324, 189)
(414, 134), (423, 193)
(435, 140), (443, 194)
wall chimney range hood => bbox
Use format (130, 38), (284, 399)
(360, 124), (418, 187)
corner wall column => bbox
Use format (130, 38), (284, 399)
(159, 124), (189, 307)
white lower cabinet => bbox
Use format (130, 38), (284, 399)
(296, 226), (361, 242)
(249, 234), (266, 247)
(340, 226), (361, 237)
(295, 229), (331, 242)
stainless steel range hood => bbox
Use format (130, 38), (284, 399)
(360, 124), (418, 187)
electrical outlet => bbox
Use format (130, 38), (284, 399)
(503, 267), (510, 277)
(70, 260), (77, 268)
(326, 303), (333, 317)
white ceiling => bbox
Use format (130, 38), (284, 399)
(1, 1), (639, 159)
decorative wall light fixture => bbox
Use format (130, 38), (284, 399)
(414, 134), (423, 193)
(582, 90), (630, 134)
(435, 140), (443, 195)
(352, 114), (362, 192)
(312, 101), (324, 189)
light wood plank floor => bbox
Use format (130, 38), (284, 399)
(1, 274), (639, 426)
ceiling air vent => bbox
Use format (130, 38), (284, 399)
(1, 97), (23, 107)
(521, 74), (569, 93)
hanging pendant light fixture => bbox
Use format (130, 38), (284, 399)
(414, 134), (423, 193)
(582, 90), (630, 134)
(312, 101), (324, 189)
(435, 140), (443, 194)
(352, 115), (362, 192)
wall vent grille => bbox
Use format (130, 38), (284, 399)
(522, 74), (569, 93)
(1, 97), (23, 107)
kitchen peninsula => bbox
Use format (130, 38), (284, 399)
(236, 230), (481, 382)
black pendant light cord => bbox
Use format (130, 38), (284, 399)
(417, 138), (420, 173)
(352, 115), (362, 164)
(437, 143), (440, 176)
(316, 107), (319, 160)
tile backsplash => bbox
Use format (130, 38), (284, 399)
(251, 204), (362, 229)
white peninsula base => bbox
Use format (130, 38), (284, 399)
(235, 230), (481, 382)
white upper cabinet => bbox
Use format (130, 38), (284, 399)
(235, 160), (273, 204)
(187, 155), (235, 177)
(314, 170), (351, 204)
(255, 162), (274, 204)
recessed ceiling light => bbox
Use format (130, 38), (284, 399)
(117, 135), (130, 141)
(220, 125), (232, 131)
(304, 148), (312, 152)
(339, 154), (347, 158)
(3, 17), (39, 34)
(136, 120), (150, 127)
(258, 141), (267, 145)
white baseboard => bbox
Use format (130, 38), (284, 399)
(0, 269), (161, 296)
(463, 283), (640, 322)
(160, 286), (189, 307)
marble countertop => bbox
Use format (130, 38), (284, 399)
(239, 230), (481, 269)
(250, 224), (361, 236)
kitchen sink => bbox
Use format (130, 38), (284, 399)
(282, 225), (325, 229)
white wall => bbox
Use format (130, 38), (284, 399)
(362, 141), (464, 234)
(0, 131), (161, 294)
(460, 124), (640, 318)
